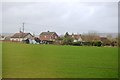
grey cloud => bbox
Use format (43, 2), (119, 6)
(2, 2), (118, 35)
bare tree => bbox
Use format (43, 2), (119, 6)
(82, 31), (100, 42)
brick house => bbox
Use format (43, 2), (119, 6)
(39, 31), (58, 43)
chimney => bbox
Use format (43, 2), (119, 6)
(19, 27), (23, 33)
(20, 31), (23, 33)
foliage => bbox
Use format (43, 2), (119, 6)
(64, 32), (69, 38)
(72, 41), (82, 46)
(62, 37), (73, 45)
(92, 41), (102, 47)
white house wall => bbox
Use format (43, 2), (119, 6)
(78, 37), (83, 41)
(10, 34), (33, 42)
(0, 38), (5, 40)
(10, 38), (23, 41)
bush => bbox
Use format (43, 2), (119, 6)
(81, 41), (102, 47)
(92, 41), (102, 47)
(72, 42), (82, 46)
(63, 37), (73, 45)
(82, 42), (92, 46)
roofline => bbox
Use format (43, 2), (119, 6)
(39, 32), (58, 36)
(11, 32), (33, 38)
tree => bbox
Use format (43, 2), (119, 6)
(107, 34), (112, 41)
(64, 32), (69, 38)
(92, 41), (102, 47)
(63, 37), (73, 45)
(82, 32), (100, 42)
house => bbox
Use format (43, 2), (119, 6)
(1, 33), (14, 41)
(39, 31), (58, 43)
(10, 32), (33, 42)
(0, 35), (5, 41)
(70, 33), (83, 42)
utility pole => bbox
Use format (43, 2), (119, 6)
(22, 22), (25, 42)
(22, 22), (25, 33)
(19, 27), (21, 33)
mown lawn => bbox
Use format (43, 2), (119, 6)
(0, 42), (2, 78)
(2, 42), (118, 78)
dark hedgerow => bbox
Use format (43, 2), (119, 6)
(92, 41), (102, 47)
(72, 42), (82, 46)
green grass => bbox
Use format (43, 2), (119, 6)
(2, 42), (118, 78)
(0, 42), (2, 78)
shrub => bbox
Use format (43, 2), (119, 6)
(72, 42), (82, 46)
(63, 37), (73, 45)
(92, 41), (102, 47)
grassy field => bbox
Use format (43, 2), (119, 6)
(2, 42), (118, 78)
(0, 42), (2, 78)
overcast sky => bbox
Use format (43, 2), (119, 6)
(2, 2), (118, 35)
